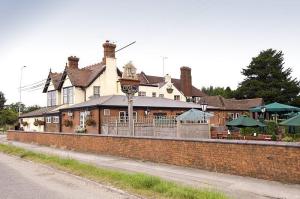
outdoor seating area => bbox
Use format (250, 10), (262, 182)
(211, 102), (300, 142)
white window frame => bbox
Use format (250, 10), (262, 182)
(52, 116), (59, 123)
(46, 117), (52, 123)
(47, 91), (56, 107)
(79, 112), (86, 128)
(93, 86), (100, 96)
(63, 87), (73, 104)
(119, 111), (137, 122)
(104, 109), (110, 116)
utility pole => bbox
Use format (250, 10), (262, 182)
(19, 66), (27, 116)
(162, 56), (168, 76)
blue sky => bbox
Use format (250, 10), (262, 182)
(0, 0), (299, 106)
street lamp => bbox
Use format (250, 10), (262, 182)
(19, 66), (27, 116)
(200, 101), (208, 123)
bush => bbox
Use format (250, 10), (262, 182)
(266, 121), (278, 135)
(271, 133), (277, 141)
(21, 121), (28, 126)
(240, 127), (259, 136)
(282, 136), (294, 142)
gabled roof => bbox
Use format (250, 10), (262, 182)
(59, 62), (106, 88)
(200, 95), (264, 111)
(137, 72), (206, 97)
(43, 72), (63, 93)
(62, 95), (217, 110)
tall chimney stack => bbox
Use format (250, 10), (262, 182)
(180, 66), (192, 97)
(102, 40), (116, 63)
(68, 56), (79, 69)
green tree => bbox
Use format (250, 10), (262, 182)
(0, 91), (6, 110)
(201, 86), (234, 98)
(0, 109), (18, 127)
(24, 105), (41, 113)
(235, 49), (300, 104)
(7, 102), (25, 113)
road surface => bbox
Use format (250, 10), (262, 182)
(0, 152), (137, 199)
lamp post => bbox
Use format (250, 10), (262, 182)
(119, 62), (140, 136)
(19, 66), (27, 117)
(200, 101), (208, 123)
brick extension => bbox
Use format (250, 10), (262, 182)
(7, 130), (300, 184)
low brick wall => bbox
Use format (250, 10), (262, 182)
(7, 130), (300, 184)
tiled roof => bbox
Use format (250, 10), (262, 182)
(19, 106), (60, 118)
(200, 95), (264, 111)
(63, 95), (217, 110)
(137, 72), (206, 97)
(65, 62), (105, 87)
(50, 72), (63, 89)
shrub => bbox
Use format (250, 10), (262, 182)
(240, 127), (259, 136)
(266, 121), (278, 135)
(34, 120), (45, 126)
(282, 136), (294, 142)
(271, 133), (277, 141)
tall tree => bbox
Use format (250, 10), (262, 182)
(235, 49), (300, 104)
(201, 86), (234, 98)
(0, 91), (6, 110)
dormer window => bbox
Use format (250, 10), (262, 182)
(63, 87), (73, 104)
(47, 91), (56, 107)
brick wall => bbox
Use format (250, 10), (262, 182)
(7, 131), (300, 184)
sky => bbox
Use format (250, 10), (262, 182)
(0, 0), (299, 106)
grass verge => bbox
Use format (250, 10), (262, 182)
(0, 143), (228, 199)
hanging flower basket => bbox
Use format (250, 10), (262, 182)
(63, 119), (73, 127)
(22, 121), (28, 126)
(85, 118), (96, 126)
(75, 126), (87, 134)
(166, 87), (173, 94)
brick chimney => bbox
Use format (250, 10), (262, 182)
(68, 56), (79, 69)
(102, 40), (116, 63)
(180, 66), (192, 97)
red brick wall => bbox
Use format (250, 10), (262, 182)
(7, 131), (300, 184)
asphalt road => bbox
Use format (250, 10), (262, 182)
(0, 153), (137, 199)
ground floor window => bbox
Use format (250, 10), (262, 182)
(46, 117), (51, 123)
(119, 111), (137, 122)
(159, 94), (164, 98)
(80, 112), (86, 128)
(52, 116), (59, 123)
(138, 91), (146, 96)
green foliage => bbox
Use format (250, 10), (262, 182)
(265, 121), (278, 135)
(271, 133), (277, 141)
(6, 103), (40, 114)
(240, 127), (259, 136)
(0, 91), (6, 110)
(0, 143), (228, 199)
(234, 49), (300, 104)
(201, 86), (234, 98)
(0, 109), (18, 126)
(282, 136), (294, 142)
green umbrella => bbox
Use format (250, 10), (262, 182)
(176, 108), (214, 122)
(226, 115), (266, 128)
(279, 114), (300, 127)
(250, 102), (300, 113)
